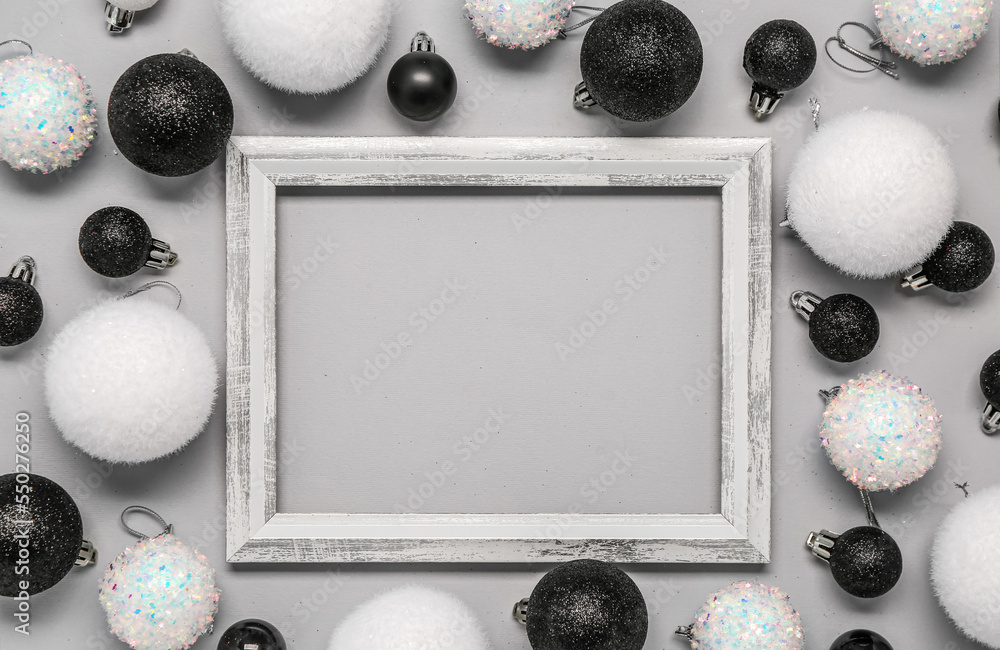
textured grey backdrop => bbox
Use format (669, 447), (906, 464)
(0, 0), (998, 648)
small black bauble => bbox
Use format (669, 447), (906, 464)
(0, 473), (96, 597)
(387, 32), (457, 122)
(79, 207), (177, 278)
(0, 256), (44, 347)
(807, 526), (902, 598)
(830, 629), (893, 650)
(108, 50), (234, 177)
(218, 618), (286, 650)
(901, 221), (995, 293)
(516, 559), (647, 650)
(791, 291), (879, 362)
(743, 19), (817, 118)
(980, 349), (1000, 434)
(575, 0), (703, 122)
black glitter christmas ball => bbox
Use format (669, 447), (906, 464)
(79, 207), (153, 278)
(830, 629), (893, 650)
(387, 50), (457, 121)
(980, 350), (1000, 409)
(921, 221), (995, 293)
(218, 619), (286, 650)
(0, 276), (43, 347)
(743, 19), (817, 93)
(828, 526), (902, 599)
(108, 52), (234, 177)
(525, 559), (647, 650)
(580, 0), (703, 122)
(808, 294), (879, 363)
(0, 473), (83, 597)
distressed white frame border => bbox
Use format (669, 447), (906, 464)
(225, 136), (772, 563)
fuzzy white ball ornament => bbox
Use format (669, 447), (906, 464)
(112, 0), (160, 9)
(786, 110), (957, 279)
(931, 483), (1000, 648)
(44, 296), (217, 464)
(218, 0), (394, 94)
(328, 585), (491, 650)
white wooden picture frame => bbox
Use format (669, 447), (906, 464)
(225, 136), (772, 563)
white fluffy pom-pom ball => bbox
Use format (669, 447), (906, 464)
(931, 483), (1000, 648)
(786, 110), (957, 278)
(328, 585), (491, 650)
(112, 0), (160, 10)
(44, 297), (217, 464)
(218, 0), (394, 94)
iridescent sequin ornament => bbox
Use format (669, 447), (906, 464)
(676, 582), (805, 649)
(465, 0), (575, 49)
(875, 0), (994, 65)
(99, 508), (220, 650)
(820, 370), (942, 492)
(0, 49), (97, 174)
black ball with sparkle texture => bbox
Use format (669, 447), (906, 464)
(809, 294), (880, 363)
(0, 473), (83, 596)
(79, 207), (153, 278)
(830, 629), (894, 650)
(921, 221), (995, 292)
(387, 35), (457, 122)
(980, 350), (1000, 410)
(743, 20), (817, 93)
(525, 559), (647, 650)
(828, 526), (902, 598)
(579, 0), (703, 122)
(108, 52), (234, 177)
(218, 618), (286, 650)
(0, 258), (43, 347)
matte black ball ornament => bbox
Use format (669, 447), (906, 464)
(387, 32), (457, 122)
(791, 291), (879, 362)
(515, 559), (647, 650)
(79, 207), (178, 278)
(901, 221), (995, 293)
(108, 50), (234, 177)
(0, 473), (96, 597)
(218, 618), (286, 650)
(979, 349), (1000, 434)
(830, 629), (894, 650)
(575, 0), (703, 122)
(743, 19), (817, 118)
(0, 256), (44, 347)
(807, 526), (902, 598)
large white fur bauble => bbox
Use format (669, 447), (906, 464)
(113, 0), (160, 10)
(932, 484), (1000, 648)
(786, 110), (957, 279)
(328, 585), (491, 650)
(44, 298), (217, 464)
(218, 0), (394, 94)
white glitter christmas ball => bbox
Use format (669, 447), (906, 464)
(44, 298), (217, 464)
(465, 0), (575, 49)
(99, 534), (220, 650)
(875, 0), (994, 65)
(786, 110), (957, 278)
(932, 483), (1000, 648)
(686, 582), (804, 649)
(219, 0), (394, 94)
(113, 0), (160, 10)
(0, 55), (97, 174)
(328, 585), (491, 650)
(821, 370), (942, 492)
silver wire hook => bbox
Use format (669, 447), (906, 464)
(0, 40), (33, 58)
(121, 506), (173, 539)
(120, 281), (183, 310)
(860, 490), (881, 529)
(559, 5), (604, 37)
(825, 22), (900, 79)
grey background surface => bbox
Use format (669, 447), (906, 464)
(0, 0), (998, 648)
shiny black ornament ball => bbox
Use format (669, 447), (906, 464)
(79, 207), (153, 278)
(809, 294), (879, 363)
(218, 619), (286, 650)
(980, 350), (1000, 410)
(108, 52), (234, 177)
(0, 473), (83, 597)
(828, 526), (902, 598)
(580, 0), (703, 122)
(743, 20), (817, 93)
(921, 221), (995, 293)
(387, 51), (457, 121)
(830, 629), (893, 650)
(0, 276), (43, 347)
(525, 559), (647, 650)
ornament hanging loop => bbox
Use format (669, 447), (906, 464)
(819, 386), (842, 404)
(8, 256), (37, 285)
(121, 505), (173, 540)
(825, 22), (899, 79)
(120, 281), (183, 310)
(860, 489), (881, 529)
(559, 6), (605, 38)
(0, 39), (33, 58)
